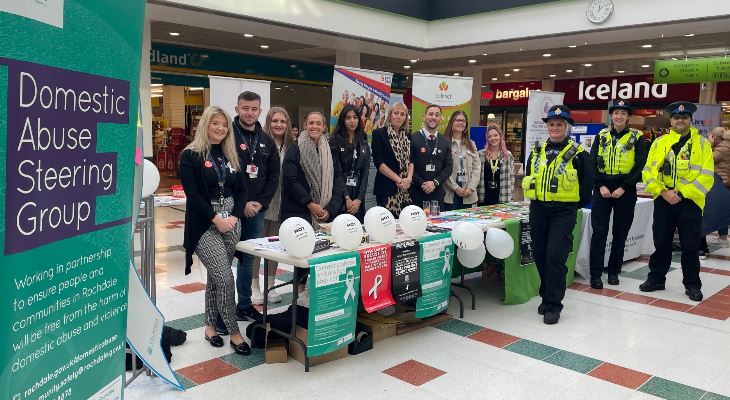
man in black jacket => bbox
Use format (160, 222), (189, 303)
(410, 105), (453, 209)
(226, 91), (280, 327)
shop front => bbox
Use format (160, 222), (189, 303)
(479, 80), (542, 162)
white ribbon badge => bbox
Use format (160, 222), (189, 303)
(343, 270), (356, 303)
(443, 251), (452, 275)
(368, 274), (383, 299)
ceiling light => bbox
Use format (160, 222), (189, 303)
(543, 53), (551, 57)
(243, 33), (254, 38)
(403, 65), (411, 69)
(565, 69), (573, 73)
(453, 73), (460, 76)
(569, 45), (577, 48)
(150, 83), (162, 87)
(684, 33), (695, 37)
(260, 45), (269, 49)
(188, 87), (204, 91)
(512, 68), (520, 72)
(482, 53), (488, 56)
(584, 42), (588, 45)
(491, 77), (498, 81)
(641, 44), (653, 48)
(504, 73), (511, 77)
(519, 48), (523, 51)
(617, 70), (625, 73)
(151, 94), (163, 98)
(583, 63), (592, 67)
(410, 59), (418, 63)
(169, 32), (180, 36)
(642, 64), (651, 68)
(468, 59), (477, 64)
(549, 74), (557, 77)
(274, 87), (281, 90)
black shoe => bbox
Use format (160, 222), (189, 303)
(607, 274), (619, 285)
(236, 305), (263, 323)
(538, 303), (546, 315)
(685, 287), (703, 302)
(590, 277), (603, 289)
(543, 311), (560, 325)
(699, 250), (707, 260)
(230, 340), (251, 356)
(205, 333), (224, 348)
(639, 280), (665, 292)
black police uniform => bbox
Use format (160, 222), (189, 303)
(410, 129), (453, 207)
(588, 100), (648, 288)
(525, 106), (593, 324)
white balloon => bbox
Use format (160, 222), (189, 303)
(399, 205), (428, 238)
(364, 207), (396, 243)
(457, 245), (486, 269)
(451, 222), (484, 250)
(141, 159), (160, 197)
(278, 217), (316, 258)
(485, 228), (514, 259)
(331, 214), (363, 250)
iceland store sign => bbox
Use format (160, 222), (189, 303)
(555, 74), (699, 104)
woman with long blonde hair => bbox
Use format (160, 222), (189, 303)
(249, 107), (293, 304)
(371, 102), (414, 216)
(443, 111), (481, 210)
(477, 125), (515, 205)
(180, 106), (251, 355)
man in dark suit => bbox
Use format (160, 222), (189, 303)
(410, 104), (453, 208)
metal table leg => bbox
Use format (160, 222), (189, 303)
(451, 264), (476, 310)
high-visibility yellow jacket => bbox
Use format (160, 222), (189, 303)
(523, 139), (583, 202)
(596, 128), (642, 175)
(642, 126), (714, 210)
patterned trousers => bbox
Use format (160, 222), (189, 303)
(195, 197), (242, 334)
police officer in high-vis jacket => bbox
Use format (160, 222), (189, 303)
(524, 105), (592, 324)
(588, 100), (648, 289)
(640, 101), (714, 301)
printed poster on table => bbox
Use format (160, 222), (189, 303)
(359, 244), (396, 313)
(415, 233), (454, 318)
(330, 66), (393, 135)
(412, 73), (473, 133)
(1, 2), (146, 399)
(391, 239), (422, 306)
(307, 252), (360, 357)
(519, 220), (535, 266)
(524, 90), (565, 164)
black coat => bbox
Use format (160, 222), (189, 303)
(231, 118), (280, 212)
(281, 142), (344, 224)
(371, 127), (408, 197)
(330, 133), (371, 204)
(410, 130), (453, 201)
(180, 148), (247, 274)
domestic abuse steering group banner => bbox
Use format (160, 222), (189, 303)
(1, 2), (145, 399)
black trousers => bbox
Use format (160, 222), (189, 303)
(530, 201), (578, 313)
(647, 197), (702, 289)
(589, 186), (637, 277)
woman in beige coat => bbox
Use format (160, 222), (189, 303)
(443, 111), (481, 210)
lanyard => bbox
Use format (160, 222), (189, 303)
(454, 141), (465, 173)
(421, 129), (438, 163)
(489, 157), (500, 175)
(348, 141), (360, 175)
(235, 123), (259, 161)
(208, 153), (227, 204)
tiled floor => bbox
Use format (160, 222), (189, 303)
(124, 205), (730, 399)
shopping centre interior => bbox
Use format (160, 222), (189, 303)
(128, 0), (730, 398)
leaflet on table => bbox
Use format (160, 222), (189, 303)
(415, 233), (454, 318)
(391, 240), (422, 306)
(247, 237), (286, 252)
(307, 252), (360, 357)
(359, 244), (396, 313)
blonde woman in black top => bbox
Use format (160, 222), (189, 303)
(180, 106), (250, 355)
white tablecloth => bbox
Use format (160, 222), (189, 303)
(575, 197), (655, 279)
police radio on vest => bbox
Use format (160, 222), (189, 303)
(578, 79), (667, 101)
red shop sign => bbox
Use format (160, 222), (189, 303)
(555, 74), (699, 105)
(483, 81), (542, 106)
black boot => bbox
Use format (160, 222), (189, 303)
(685, 287), (703, 302)
(639, 279), (665, 292)
(607, 274), (619, 285)
(543, 311), (560, 325)
(590, 277), (603, 289)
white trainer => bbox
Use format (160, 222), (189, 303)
(267, 287), (282, 303)
(251, 278), (264, 305)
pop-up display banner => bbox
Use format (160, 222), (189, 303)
(1, 2), (145, 399)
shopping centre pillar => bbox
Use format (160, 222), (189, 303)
(699, 82), (718, 104)
(336, 49), (361, 68)
(464, 66), (484, 126)
(542, 79), (555, 92)
(141, 17), (153, 156)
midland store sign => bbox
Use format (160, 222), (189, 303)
(555, 75), (699, 105)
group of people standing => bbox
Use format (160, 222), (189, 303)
(179, 88), (722, 347)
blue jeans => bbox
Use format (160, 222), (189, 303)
(236, 211), (265, 310)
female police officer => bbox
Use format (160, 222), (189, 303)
(523, 105), (592, 324)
